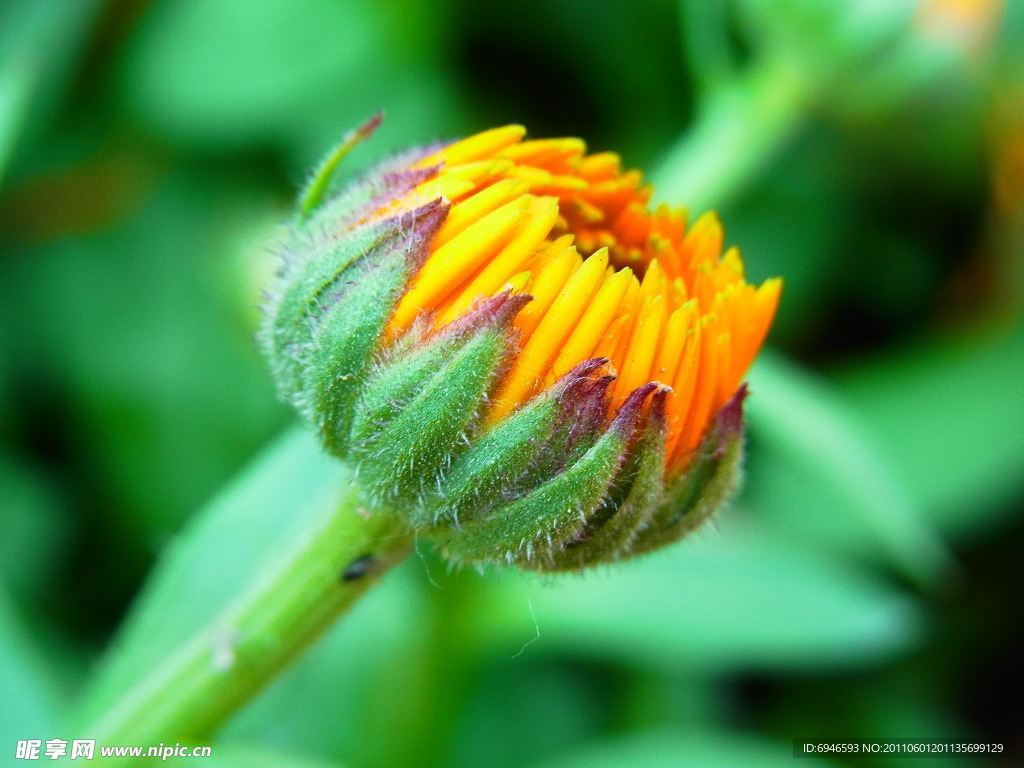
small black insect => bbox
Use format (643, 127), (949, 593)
(341, 554), (377, 582)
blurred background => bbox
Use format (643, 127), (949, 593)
(1, 0), (1022, 766)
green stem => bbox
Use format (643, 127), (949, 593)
(652, 54), (818, 214)
(84, 469), (411, 757)
(677, 0), (737, 101)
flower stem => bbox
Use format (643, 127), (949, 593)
(84, 466), (411, 755)
(652, 53), (818, 214)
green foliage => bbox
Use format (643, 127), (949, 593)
(0, 0), (101, 186)
(530, 729), (842, 768)
(745, 352), (953, 587)
(837, 324), (1024, 537)
(0, 587), (65, 745)
(76, 428), (346, 726)
(163, 744), (344, 768)
(1, 0), (1021, 765)
(297, 113), (382, 219)
(474, 527), (925, 674)
(117, 0), (464, 167)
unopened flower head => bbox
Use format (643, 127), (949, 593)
(262, 117), (781, 571)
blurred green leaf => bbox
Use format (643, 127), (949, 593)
(744, 351), (952, 586)
(0, 0), (102, 184)
(118, 0), (465, 168)
(473, 525), (925, 674)
(221, 561), (432, 767)
(0, 585), (65, 743)
(736, 0), (916, 67)
(450, 656), (617, 768)
(7, 173), (286, 538)
(652, 55), (812, 215)
(75, 426), (344, 726)
(530, 728), (841, 768)
(165, 743), (345, 768)
(0, 0), (1018, 762)
(836, 323), (1024, 539)
(718, 134), (856, 339)
(0, 49), (36, 185)
(678, 0), (738, 100)
(0, 453), (69, 604)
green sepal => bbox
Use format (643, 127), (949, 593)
(349, 293), (530, 505)
(262, 200), (448, 438)
(420, 359), (610, 529)
(526, 373), (615, 482)
(304, 201), (448, 457)
(297, 113), (382, 219)
(629, 385), (747, 556)
(436, 383), (657, 568)
(293, 114), (441, 239)
(264, 217), (383, 406)
(262, 117), (444, 423)
(294, 147), (441, 261)
(546, 387), (671, 571)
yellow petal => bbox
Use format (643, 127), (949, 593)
(390, 196), (531, 334)
(490, 248), (609, 420)
(415, 125), (526, 168)
(513, 244), (580, 339)
(433, 178), (530, 249)
(652, 299), (696, 387)
(439, 196), (560, 324)
(549, 267), (633, 378)
(613, 295), (666, 401)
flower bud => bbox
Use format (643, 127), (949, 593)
(261, 117), (781, 571)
